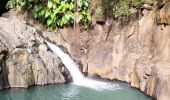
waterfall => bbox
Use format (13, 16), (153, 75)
(46, 42), (120, 91)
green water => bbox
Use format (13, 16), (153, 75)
(0, 82), (152, 100)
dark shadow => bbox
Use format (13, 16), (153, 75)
(0, 50), (9, 89)
(0, 0), (9, 16)
(101, 0), (114, 19)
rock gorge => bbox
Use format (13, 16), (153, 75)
(0, 0), (170, 100)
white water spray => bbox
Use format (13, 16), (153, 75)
(46, 42), (120, 91)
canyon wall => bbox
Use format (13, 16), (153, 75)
(47, 0), (170, 100)
(0, 0), (170, 100)
(85, 0), (170, 100)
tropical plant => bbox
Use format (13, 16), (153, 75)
(6, 0), (91, 29)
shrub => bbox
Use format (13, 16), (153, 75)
(6, 0), (91, 29)
(131, 0), (143, 7)
(6, 0), (34, 10)
(113, 0), (130, 20)
(112, 0), (143, 20)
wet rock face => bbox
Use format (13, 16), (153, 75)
(36, 44), (65, 84)
(152, 62), (170, 100)
(0, 11), (66, 88)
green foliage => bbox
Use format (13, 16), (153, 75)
(6, 0), (91, 29)
(101, 0), (110, 10)
(78, 0), (91, 29)
(6, 0), (34, 10)
(112, 0), (143, 20)
(113, 0), (130, 20)
(33, 0), (75, 28)
(131, 0), (143, 7)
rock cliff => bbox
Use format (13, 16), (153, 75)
(42, 0), (169, 100)
(0, 11), (66, 89)
(84, 0), (170, 100)
(0, 0), (170, 100)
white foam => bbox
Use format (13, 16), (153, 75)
(46, 42), (120, 91)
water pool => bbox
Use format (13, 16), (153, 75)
(0, 81), (152, 100)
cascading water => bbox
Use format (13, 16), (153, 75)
(46, 42), (120, 91)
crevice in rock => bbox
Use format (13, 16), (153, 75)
(0, 50), (9, 89)
(157, 3), (164, 10)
